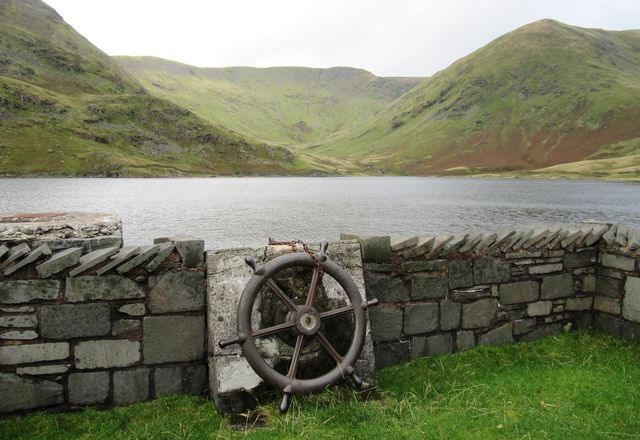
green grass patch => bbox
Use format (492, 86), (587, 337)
(2, 331), (639, 439)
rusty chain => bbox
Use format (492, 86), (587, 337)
(267, 238), (324, 278)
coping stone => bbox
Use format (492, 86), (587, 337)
(95, 246), (140, 275)
(4, 244), (51, 276)
(440, 234), (468, 256)
(145, 242), (175, 272)
(36, 247), (82, 278)
(0, 243), (30, 269)
(0, 245), (8, 261)
(390, 236), (419, 252)
(399, 236), (435, 259)
(425, 235), (453, 259)
(341, 234), (391, 263)
(68, 246), (119, 277)
(172, 237), (205, 267)
(458, 233), (483, 253)
(116, 245), (161, 274)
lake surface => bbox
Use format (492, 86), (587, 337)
(1, 177), (639, 249)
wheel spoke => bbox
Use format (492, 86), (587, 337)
(252, 320), (296, 339)
(319, 305), (354, 320)
(315, 331), (343, 363)
(266, 279), (298, 312)
(287, 334), (305, 378)
(304, 267), (320, 308)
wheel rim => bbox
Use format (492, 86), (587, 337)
(237, 252), (366, 394)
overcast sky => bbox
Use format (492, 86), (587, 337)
(45, 0), (640, 77)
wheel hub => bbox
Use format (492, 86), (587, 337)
(295, 307), (321, 335)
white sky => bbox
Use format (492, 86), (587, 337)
(45, 0), (640, 77)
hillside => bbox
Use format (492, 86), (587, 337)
(0, 0), (300, 176)
(115, 57), (422, 146)
(306, 20), (640, 176)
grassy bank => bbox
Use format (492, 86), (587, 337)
(2, 331), (639, 439)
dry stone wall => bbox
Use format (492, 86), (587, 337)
(0, 223), (207, 416)
(343, 222), (640, 368)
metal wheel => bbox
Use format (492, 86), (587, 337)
(219, 241), (378, 413)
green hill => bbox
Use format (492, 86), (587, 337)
(0, 0), (300, 176)
(305, 20), (640, 176)
(115, 57), (422, 146)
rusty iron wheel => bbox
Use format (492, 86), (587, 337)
(219, 240), (378, 413)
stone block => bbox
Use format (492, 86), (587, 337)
(0, 279), (60, 304)
(594, 296), (621, 315)
(597, 276), (622, 298)
(374, 340), (410, 369)
(581, 275), (596, 293)
(365, 273), (408, 302)
(75, 340), (140, 369)
(399, 236), (435, 259)
(112, 319), (141, 336)
(0, 373), (63, 413)
(499, 281), (539, 305)
(564, 250), (596, 269)
(1, 330), (38, 340)
(0, 342), (69, 365)
(601, 253), (635, 272)
(404, 303), (439, 335)
(456, 330), (475, 351)
(0, 314), (36, 327)
(424, 333), (454, 356)
(36, 247), (82, 278)
(66, 276), (144, 302)
(0, 244), (8, 261)
(449, 259), (473, 289)
(400, 259), (447, 273)
(478, 323), (513, 346)
(119, 303), (146, 316)
(16, 364), (69, 375)
(174, 238), (205, 267)
(154, 364), (207, 396)
(527, 301), (553, 317)
(143, 315), (205, 364)
(41, 303), (110, 339)
(565, 297), (593, 312)
(623, 276), (640, 322)
(114, 368), (149, 405)
(412, 275), (448, 300)
(149, 271), (205, 313)
(540, 273), (573, 299)
(474, 257), (510, 284)
(513, 318), (537, 335)
(440, 299), (461, 331)
(519, 323), (562, 342)
(461, 298), (497, 329)
(68, 372), (109, 405)
(369, 306), (403, 341)
(528, 263), (563, 275)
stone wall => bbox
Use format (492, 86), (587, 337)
(0, 221), (207, 416)
(343, 222), (639, 368)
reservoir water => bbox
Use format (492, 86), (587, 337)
(1, 177), (638, 249)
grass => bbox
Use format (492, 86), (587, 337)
(2, 331), (640, 439)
